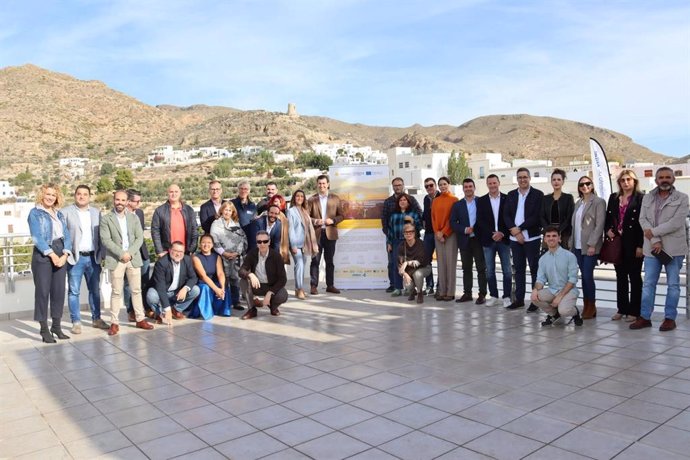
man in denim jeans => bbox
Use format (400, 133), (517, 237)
(63, 185), (107, 333)
(631, 167), (688, 332)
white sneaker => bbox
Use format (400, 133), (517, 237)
(502, 297), (512, 308)
(71, 322), (82, 334)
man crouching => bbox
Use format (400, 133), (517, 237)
(239, 230), (288, 319)
(531, 225), (583, 327)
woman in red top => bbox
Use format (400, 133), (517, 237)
(431, 177), (459, 301)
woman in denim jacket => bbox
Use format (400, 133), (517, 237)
(28, 184), (73, 343)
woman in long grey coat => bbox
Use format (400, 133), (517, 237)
(210, 201), (248, 312)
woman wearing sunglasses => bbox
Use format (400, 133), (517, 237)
(569, 176), (606, 319)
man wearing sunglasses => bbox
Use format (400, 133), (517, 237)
(238, 230), (288, 319)
(421, 178), (440, 295)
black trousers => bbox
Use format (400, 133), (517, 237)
(615, 255), (643, 317)
(310, 232), (337, 288)
(240, 280), (288, 309)
(460, 237), (487, 295)
(32, 239), (67, 322)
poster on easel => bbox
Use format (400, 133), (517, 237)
(330, 165), (389, 289)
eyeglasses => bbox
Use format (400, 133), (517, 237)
(392, 183), (404, 188)
(517, 175), (530, 180)
(424, 183), (435, 189)
(403, 230), (415, 234)
(619, 177), (633, 183)
(256, 240), (270, 244)
(579, 182), (593, 188)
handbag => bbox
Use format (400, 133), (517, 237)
(599, 235), (622, 265)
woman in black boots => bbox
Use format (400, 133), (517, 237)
(27, 184), (73, 343)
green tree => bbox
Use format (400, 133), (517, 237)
(211, 158), (233, 178)
(100, 163), (115, 176)
(272, 165), (287, 177)
(297, 152), (333, 171)
(114, 169), (134, 190)
(446, 152), (471, 184)
(96, 177), (113, 193)
(257, 150), (275, 165)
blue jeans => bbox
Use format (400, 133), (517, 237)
(292, 247), (308, 290)
(67, 254), (101, 322)
(510, 239), (541, 303)
(146, 285), (201, 316)
(390, 239), (404, 290)
(423, 231), (436, 290)
(125, 258), (150, 313)
(573, 248), (598, 301)
(641, 255), (684, 321)
(483, 242), (512, 299)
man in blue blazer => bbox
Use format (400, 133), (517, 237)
(476, 174), (512, 307)
(503, 167), (544, 311)
(450, 178), (488, 304)
(256, 204), (282, 253)
(199, 180), (225, 235)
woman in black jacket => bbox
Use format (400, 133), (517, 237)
(540, 169), (575, 249)
(604, 169), (644, 321)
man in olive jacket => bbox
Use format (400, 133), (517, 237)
(100, 190), (154, 335)
(239, 230), (288, 320)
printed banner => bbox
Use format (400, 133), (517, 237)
(589, 138), (612, 202)
(330, 165), (390, 289)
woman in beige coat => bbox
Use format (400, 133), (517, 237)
(569, 176), (606, 319)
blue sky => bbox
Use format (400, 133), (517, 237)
(1, 0), (688, 156)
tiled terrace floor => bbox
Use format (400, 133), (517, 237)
(1, 289), (689, 459)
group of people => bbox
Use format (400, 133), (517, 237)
(384, 167), (687, 331)
(28, 175), (345, 342)
(28, 166), (687, 343)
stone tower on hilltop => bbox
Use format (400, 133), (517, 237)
(287, 103), (298, 117)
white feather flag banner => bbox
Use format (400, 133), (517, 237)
(589, 138), (612, 202)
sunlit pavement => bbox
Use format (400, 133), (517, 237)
(1, 289), (688, 459)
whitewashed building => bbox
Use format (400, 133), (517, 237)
(0, 181), (16, 198)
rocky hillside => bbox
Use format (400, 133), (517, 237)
(0, 64), (670, 171)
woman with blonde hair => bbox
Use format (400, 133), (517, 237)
(210, 201), (248, 312)
(28, 184), (73, 342)
(604, 169), (644, 321)
(431, 177), (459, 301)
(570, 175), (606, 319)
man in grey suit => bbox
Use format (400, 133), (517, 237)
(63, 184), (107, 334)
(100, 190), (154, 336)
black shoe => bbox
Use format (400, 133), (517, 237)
(526, 303), (539, 313)
(541, 315), (554, 326)
(385, 286), (395, 293)
(572, 315), (583, 326)
(50, 321), (70, 340)
(233, 305), (246, 311)
(39, 322), (56, 343)
(506, 301), (525, 310)
(426, 287), (434, 296)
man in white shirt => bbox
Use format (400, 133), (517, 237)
(63, 185), (107, 334)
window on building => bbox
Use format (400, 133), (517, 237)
(404, 162), (409, 168)
(4, 210), (10, 216)
(479, 166), (485, 179)
(398, 162), (403, 168)
(644, 169), (653, 177)
(534, 172), (540, 177)
(675, 170), (682, 177)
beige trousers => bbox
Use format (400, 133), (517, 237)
(110, 261), (144, 324)
(435, 235), (458, 297)
(534, 289), (579, 317)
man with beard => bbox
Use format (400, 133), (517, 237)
(257, 181), (278, 215)
(100, 190), (154, 335)
(124, 188), (153, 321)
(239, 230), (288, 319)
(631, 167), (689, 332)
(256, 204), (283, 253)
(308, 175), (344, 294)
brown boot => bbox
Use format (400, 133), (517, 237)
(582, 299), (596, 320)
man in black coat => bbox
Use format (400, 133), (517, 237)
(239, 230), (288, 319)
(255, 204), (282, 252)
(146, 241), (200, 324)
(503, 167), (544, 311)
(199, 180), (224, 235)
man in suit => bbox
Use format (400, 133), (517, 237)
(151, 184), (198, 257)
(124, 188), (153, 321)
(100, 190), (154, 336)
(503, 167), (544, 311)
(308, 174), (344, 294)
(422, 177), (440, 295)
(450, 178), (487, 304)
(146, 241), (200, 324)
(238, 230), (288, 319)
(63, 184), (107, 334)
(199, 180), (224, 235)
(256, 204), (282, 252)
(476, 174), (512, 307)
